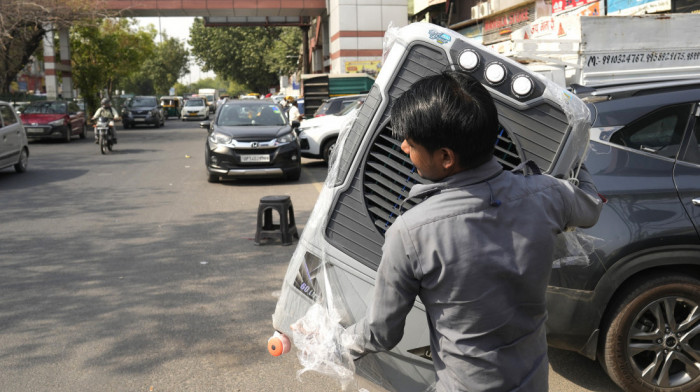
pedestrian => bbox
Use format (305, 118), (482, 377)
(285, 96), (302, 123)
(345, 70), (604, 391)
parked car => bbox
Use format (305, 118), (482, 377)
(181, 97), (209, 121)
(312, 94), (365, 118)
(121, 96), (165, 128)
(298, 95), (365, 163)
(19, 100), (87, 142)
(0, 101), (29, 173)
(202, 100), (301, 183)
(545, 79), (700, 392)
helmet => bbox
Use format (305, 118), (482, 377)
(285, 96), (295, 103)
(101, 98), (110, 106)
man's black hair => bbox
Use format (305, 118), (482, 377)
(390, 70), (499, 169)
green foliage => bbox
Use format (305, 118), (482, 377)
(122, 34), (189, 96)
(188, 19), (302, 93)
(70, 19), (156, 114)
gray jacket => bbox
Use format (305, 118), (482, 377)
(347, 157), (603, 391)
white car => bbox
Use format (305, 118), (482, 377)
(298, 96), (365, 163)
(0, 101), (29, 173)
(181, 98), (209, 121)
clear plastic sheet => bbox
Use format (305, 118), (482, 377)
(552, 229), (601, 268)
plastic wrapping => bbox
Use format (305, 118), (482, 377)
(552, 229), (601, 268)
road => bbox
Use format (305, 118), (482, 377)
(0, 120), (622, 391)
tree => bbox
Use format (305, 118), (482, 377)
(188, 19), (302, 93)
(123, 34), (190, 96)
(0, 0), (111, 94)
(71, 19), (156, 115)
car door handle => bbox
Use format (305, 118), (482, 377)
(693, 198), (700, 206)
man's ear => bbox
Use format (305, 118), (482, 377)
(440, 147), (458, 170)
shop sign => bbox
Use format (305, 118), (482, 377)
(607, 0), (670, 15)
(483, 4), (535, 44)
(345, 60), (381, 76)
(552, 0), (596, 14)
(553, 0), (601, 16)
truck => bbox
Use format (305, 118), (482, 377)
(498, 14), (700, 87)
(300, 73), (375, 118)
(197, 88), (219, 113)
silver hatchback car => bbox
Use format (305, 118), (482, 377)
(0, 101), (29, 173)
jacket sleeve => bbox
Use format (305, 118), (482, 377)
(563, 164), (604, 229)
(346, 217), (421, 359)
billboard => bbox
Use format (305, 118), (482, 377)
(607, 0), (671, 15)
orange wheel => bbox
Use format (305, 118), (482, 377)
(267, 332), (290, 356)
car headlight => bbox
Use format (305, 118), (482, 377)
(208, 131), (232, 145)
(276, 132), (297, 144)
(49, 118), (65, 126)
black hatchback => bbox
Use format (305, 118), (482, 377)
(203, 100), (301, 183)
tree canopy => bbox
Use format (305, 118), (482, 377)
(122, 35), (190, 96)
(70, 19), (156, 115)
(188, 19), (302, 93)
(0, 0), (111, 94)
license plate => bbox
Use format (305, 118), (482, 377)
(241, 154), (270, 163)
(134, 118), (145, 122)
(188, 113), (198, 116)
(26, 128), (43, 133)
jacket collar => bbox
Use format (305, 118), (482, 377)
(407, 157), (504, 200)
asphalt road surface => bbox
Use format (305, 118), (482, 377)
(0, 120), (622, 391)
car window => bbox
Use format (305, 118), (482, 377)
(609, 103), (693, 159)
(218, 104), (285, 126)
(680, 119), (700, 165)
(314, 101), (331, 115)
(337, 99), (364, 116)
(186, 99), (205, 107)
(131, 97), (156, 107)
(0, 104), (17, 126)
(24, 101), (64, 114)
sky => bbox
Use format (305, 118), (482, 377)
(134, 17), (216, 84)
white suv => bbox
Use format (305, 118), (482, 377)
(298, 96), (365, 163)
(0, 101), (29, 174)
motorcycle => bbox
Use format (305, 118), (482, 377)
(94, 116), (115, 154)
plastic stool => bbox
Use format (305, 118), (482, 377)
(254, 195), (299, 246)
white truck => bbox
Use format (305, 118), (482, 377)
(197, 88), (219, 113)
(498, 13), (700, 87)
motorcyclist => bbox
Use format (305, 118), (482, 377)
(92, 98), (120, 144)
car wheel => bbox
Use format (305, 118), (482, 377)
(80, 124), (87, 139)
(65, 128), (72, 143)
(207, 173), (220, 183)
(123, 122), (130, 130)
(14, 148), (28, 173)
(322, 138), (337, 163)
(599, 274), (700, 392)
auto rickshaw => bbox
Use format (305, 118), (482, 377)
(160, 96), (183, 119)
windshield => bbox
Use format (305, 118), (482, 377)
(130, 97), (157, 107)
(217, 103), (286, 126)
(185, 99), (205, 107)
(23, 101), (67, 114)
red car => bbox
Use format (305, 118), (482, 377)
(20, 100), (88, 142)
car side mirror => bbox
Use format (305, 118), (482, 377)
(200, 121), (211, 129)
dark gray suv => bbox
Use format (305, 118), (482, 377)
(121, 96), (165, 129)
(547, 80), (700, 392)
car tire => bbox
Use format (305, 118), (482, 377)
(65, 128), (71, 143)
(286, 165), (302, 181)
(14, 148), (28, 173)
(207, 173), (220, 183)
(123, 122), (130, 130)
(80, 124), (87, 139)
(599, 274), (700, 392)
(322, 138), (337, 163)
